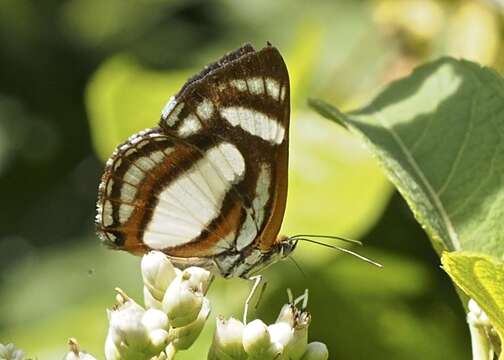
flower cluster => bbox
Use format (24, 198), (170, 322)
(104, 251), (212, 360)
(0, 343), (25, 360)
(10, 251), (329, 360)
(208, 299), (328, 360)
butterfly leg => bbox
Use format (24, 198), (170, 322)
(243, 275), (265, 324)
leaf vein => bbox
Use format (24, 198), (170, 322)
(436, 96), (475, 197)
(410, 74), (442, 154)
(371, 106), (461, 250)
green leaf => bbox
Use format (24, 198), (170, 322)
(310, 58), (504, 257)
(442, 252), (504, 354)
(282, 112), (392, 265)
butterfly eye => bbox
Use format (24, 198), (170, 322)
(279, 240), (297, 259)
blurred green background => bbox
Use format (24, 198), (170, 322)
(1, 0), (503, 358)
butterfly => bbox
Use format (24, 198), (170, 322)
(95, 43), (297, 279)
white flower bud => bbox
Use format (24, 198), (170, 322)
(268, 322), (292, 348)
(108, 297), (149, 348)
(164, 343), (177, 359)
(275, 304), (296, 327)
(243, 319), (281, 359)
(183, 266), (212, 293)
(142, 251), (177, 306)
(142, 308), (169, 331)
(286, 310), (311, 359)
(467, 299), (491, 327)
(467, 298), (495, 359)
(144, 286), (163, 310)
(243, 319), (270, 352)
(301, 342), (328, 360)
(162, 272), (204, 327)
(208, 317), (247, 360)
(0, 343), (25, 360)
(142, 309), (170, 349)
(148, 329), (170, 348)
(104, 334), (121, 360)
(170, 297), (211, 350)
(109, 344), (146, 360)
(105, 290), (168, 360)
(63, 339), (97, 360)
(271, 303), (311, 359)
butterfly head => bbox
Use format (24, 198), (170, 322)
(237, 236), (297, 278)
(278, 235), (298, 259)
(260, 235), (298, 267)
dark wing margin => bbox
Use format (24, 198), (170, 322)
(178, 44), (256, 96)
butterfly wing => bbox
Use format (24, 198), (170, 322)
(96, 128), (246, 257)
(96, 44), (290, 262)
(159, 44), (290, 253)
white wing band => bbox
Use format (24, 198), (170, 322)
(220, 106), (285, 145)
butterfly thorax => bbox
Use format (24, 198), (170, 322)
(214, 235), (296, 278)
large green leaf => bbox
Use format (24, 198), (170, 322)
(442, 252), (504, 358)
(310, 58), (504, 258)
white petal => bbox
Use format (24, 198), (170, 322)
(300, 342), (329, 360)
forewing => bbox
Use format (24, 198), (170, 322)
(159, 44), (290, 252)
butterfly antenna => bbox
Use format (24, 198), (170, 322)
(295, 238), (383, 268)
(290, 234), (363, 246)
